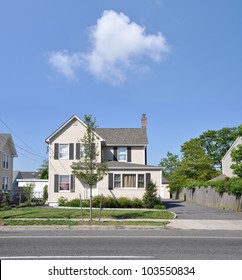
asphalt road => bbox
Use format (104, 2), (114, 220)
(1, 229), (242, 260)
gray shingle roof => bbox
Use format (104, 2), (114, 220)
(0, 133), (17, 156)
(95, 128), (148, 145)
(107, 161), (161, 170)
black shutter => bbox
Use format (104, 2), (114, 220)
(127, 147), (131, 162)
(113, 147), (117, 161)
(70, 175), (75, 192)
(76, 143), (80, 160)
(69, 143), (74, 160)
(54, 143), (59, 160)
(146, 173), (151, 186)
(108, 173), (113, 190)
(54, 174), (59, 193)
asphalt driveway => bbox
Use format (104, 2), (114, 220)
(162, 199), (242, 220)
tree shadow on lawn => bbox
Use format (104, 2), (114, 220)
(110, 211), (162, 219)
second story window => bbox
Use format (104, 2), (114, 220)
(59, 144), (69, 159)
(3, 154), (9, 169)
(118, 147), (127, 161)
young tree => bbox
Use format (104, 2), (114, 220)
(71, 115), (108, 222)
(231, 144), (242, 178)
(142, 180), (159, 208)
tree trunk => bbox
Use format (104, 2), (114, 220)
(89, 184), (93, 223)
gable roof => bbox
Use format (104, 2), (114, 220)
(45, 115), (148, 146)
(222, 136), (242, 161)
(95, 128), (148, 146)
(45, 115), (104, 143)
(0, 133), (17, 156)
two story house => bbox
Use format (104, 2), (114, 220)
(0, 134), (17, 191)
(45, 115), (168, 206)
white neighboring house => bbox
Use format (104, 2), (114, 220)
(0, 133), (17, 191)
(222, 136), (242, 178)
(13, 171), (49, 198)
(45, 114), (170, 206)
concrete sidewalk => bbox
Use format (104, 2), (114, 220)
(167, 219), (242, 230)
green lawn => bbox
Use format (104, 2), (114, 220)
(0, 207), (174, 226)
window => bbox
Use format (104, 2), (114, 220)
(2, 177), (9, 190)
(59, 175), (70, 191)
(59, 144), (69, 159)
(114, 174), (121, 188)
(3, 154), (9, 169)
(79, 144), (84, 159)
(110, 173), (146, 189)
(123, 174), (136, 188)
(118, 147), (127, 161)
(138, 174), (145, 188)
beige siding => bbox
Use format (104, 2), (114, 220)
(98, 170), (162, 199)
(0, 146), (14, 191)
(222, 137), (242, 177)
(48, 118), (102, 205)
(102, 146), (146, 164)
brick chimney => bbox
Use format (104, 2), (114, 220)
(141, 114), (147, 129)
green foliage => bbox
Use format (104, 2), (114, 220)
(58, 195), (153, 209)
(168, 138), (220, 195)
(43, 185), (48, 202)
(230, 144), (242, 178)
(0, 192), (11, 210)
(199, 126), (241, 170)
(173, 177), (242, 196)
(71, 115), (108, 186)
(38, 160), (49, 179)
(142, 180), (159, 208)
(159, 152), (180, 180)
(153, 204), (166, 210)
(24, 183), (34, 205)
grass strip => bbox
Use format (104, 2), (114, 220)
(2, 219), (170, 227)
(0, 207), (174, 220)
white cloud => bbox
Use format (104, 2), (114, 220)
(48, 50), (82, 81)
(48, 10), (170, 84)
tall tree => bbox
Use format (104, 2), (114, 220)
(159, 152), (180, 180)
(230, 144), (242, 178)
(199, 126), (242, 170)
(71, 115), (108, 222)
(176, 138), (219, 181)
(38, 160), (49, 179)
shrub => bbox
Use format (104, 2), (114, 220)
(92, 195), (102, 208)
(142, 180), (159, 208)
(102, 196), (118, 208)
(153, 204), (166, 210)
(58, 197), (68, 206)
(131, 198), (143, 208)
(117, 197), (133, 208)
(43, 185), (48, 202)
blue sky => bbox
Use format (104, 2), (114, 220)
(0, 0), (242, 171)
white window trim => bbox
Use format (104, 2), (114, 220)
(59, 175), (70, 192)
(117, 147), (127, 162)
(3, 154), (9, 169)
(2, 177), (9, 190)
(59, 144), (69, 159)
(113, 173), (146, 189)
